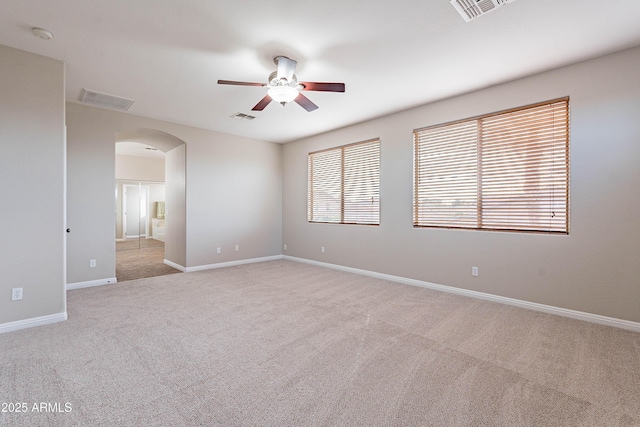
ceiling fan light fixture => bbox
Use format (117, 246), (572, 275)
(218, 55), (344, 112)
(267, 85), (298, 104)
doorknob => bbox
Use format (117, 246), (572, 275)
(66, 228), (71, 233)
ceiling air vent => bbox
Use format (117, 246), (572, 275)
(80, 89), (135, 111)
(230, 112), (256, 121)
(451, 0), (516, 22)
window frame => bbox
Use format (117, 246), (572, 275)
(413, 97), (569, 234)
(308, 138), (381, 226)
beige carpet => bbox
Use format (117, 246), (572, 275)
(1, 260), (639, 426)
(116, 238), (180, 282)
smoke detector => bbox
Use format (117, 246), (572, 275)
(31, 28), (54, 40)
(451, 0), (517, 22)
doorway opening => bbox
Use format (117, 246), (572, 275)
(115, 140), (179, 281)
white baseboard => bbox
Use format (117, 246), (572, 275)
(164, 259), (186, 272)
(185, 255), (283, 273)
(0, 312), (68, 335)
(283, 256), (640, 333)
(66, 277), (117, 291)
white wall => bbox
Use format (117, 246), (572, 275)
(282, 46), (640, 323)
(184, 130), (282, 267)
(0, 45), (65, 325)
(115, 154), (165, 182)
(165, 144), (186, 267)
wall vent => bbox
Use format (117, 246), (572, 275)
(451, 0), (516, 22)
(230, 112), (256, 121)
(80, 88), (135, 111)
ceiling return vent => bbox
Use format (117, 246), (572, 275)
(451, 0), (517, 22)
(80, 88), (135, 111)
(230, 112), (256, 121)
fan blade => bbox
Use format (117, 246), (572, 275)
(217, 80), (265, 87)
(294, 93), (319, 112)
(276, 56), (297, 81)
(300, 82), (345, 92)
(252, 95), (272, 111)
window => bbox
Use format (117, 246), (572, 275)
(414, 98), (569, 233)
(308, 139), (380, 225)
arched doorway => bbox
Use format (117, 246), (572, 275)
(114, 129), (187, 281)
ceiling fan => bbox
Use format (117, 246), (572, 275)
(217, 56), (345, 112)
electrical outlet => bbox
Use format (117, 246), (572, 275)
(283, 244), (287, 250)
(216, 247), (221, 254)
(235, 244), (239, 251)
(321, 246), (325, 253)
(472, 266), (479, 277)
(90, 259), (96, 268)
(12, 288), (23, 301)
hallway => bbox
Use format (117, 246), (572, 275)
(116, 239), (180, 282)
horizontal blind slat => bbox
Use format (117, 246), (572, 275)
(414, 99), (568, 233)
(309, 139), (380, 225)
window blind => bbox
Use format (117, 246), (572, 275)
(308, 139), (380, 225)
(414, 98), (569, 233)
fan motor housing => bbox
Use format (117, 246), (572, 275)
(268, 71), (298, 87)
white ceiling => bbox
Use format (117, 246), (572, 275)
(116, 141), (165, 159)
(2, 0), (640, 144)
